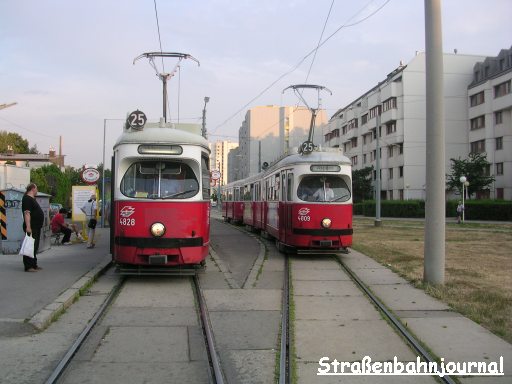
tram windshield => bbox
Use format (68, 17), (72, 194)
(297, 175), (351, 202)
(120, 161), (199, 199)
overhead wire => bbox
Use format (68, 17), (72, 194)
(210, 0), (392, 137)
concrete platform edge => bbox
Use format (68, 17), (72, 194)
(28, 255), (112, 331)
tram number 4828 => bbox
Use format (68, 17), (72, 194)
(120, 218), (136, 226)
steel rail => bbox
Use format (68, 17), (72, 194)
(193, 276), (225, 384)
(279, 255), (290, 384)
(337, 257), (457, 384)
(45, 270), (124, 384)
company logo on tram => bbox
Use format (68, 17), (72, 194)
(120, 206), (135, 218)
(298, 207), (310, 216)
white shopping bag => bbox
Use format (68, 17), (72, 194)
(19, 234), (35, 258)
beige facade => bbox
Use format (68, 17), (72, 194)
(236, 105), (326, 180)
(210, 140), (238, 186)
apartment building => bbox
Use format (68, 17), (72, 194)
(467, 46), (512, 199)
(236, 105), (326, 180)
(325, 51), (487, 201)
(210, 140), (238, 186)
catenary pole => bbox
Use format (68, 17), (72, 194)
(424, 0), (445, 284)
(375, 107), (381, 227)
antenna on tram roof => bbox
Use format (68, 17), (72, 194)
(282, 84), (332, 155)
(133, 52), (200, 123)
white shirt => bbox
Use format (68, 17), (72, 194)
(81, 200), (97, 219)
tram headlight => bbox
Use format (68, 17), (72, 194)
(150, 222), (166, 237)
(321, 218), (332, 228)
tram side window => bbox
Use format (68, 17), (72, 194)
(297, 175), (351, 202)
(287, 173), (294, 201)
(120, 161), (199, 199)
(201, 155), (210, 200)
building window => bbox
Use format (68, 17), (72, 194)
(389, 168), (394, 179)
(361, 114), (368, 125)
(496, 137), (503, 150)
(494, 80), (511, 98)
(496, 188), (504, 199)
(369, 105), (381, 119)
(342, 125), (347, 135)
(470, 140), (485, 154)
(348, 118), (358, 129)
(470, 115), (485, 130)
(363, 134), (367, 145)
(496, 162), (503, 175)
(482, 165), (491, 177)
(495, 111), (503, 125)
(388, 190), (393, 200)
(363, 154), (367, 164)
(399, 189), (404, 200)
(382, 97), (397, 112)
(343, 143), (348, 153)
(351, 137), (358, 148)
(386, 121), (397, 134)
(388, 146), (394, 157)
(351, 156), (358, 166)
(469, 91), (485, 107)
(399, 166), (403, 178)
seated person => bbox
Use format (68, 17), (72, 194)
(50, 208), (84, 245)
(312, 182), (335, 201)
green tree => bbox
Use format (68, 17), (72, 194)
(30, 164), (71, 205)
(352, 166), (374, 203)
(446, 153), (495, 199)
(0, 131), (38, 154)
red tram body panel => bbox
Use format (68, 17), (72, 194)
(221, 148), (353, 254)
(111, 120), (211, 272)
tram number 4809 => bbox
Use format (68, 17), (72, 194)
(120, 218), (136, 226)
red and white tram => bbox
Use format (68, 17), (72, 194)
(221, 148), (353, 254)
(111, 119), (211, 273)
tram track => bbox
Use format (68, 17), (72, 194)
(45, 270), (126, 384)
(192, 275), (225, 384)
(336, 256), (457, 384)
(43, 268), (225, 384)
(269, 237), (457, 383)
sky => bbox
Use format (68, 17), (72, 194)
(1, 0), (511, 168)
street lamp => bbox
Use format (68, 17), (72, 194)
(459, 175), (468, 223)
(202, 96), (210, 139)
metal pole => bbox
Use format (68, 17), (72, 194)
(101, 119), (106, 228)
(202, 106), (206, 138)
(162, 75), (168, 123)
(461, 182), (465, 223)
(424, 0), (445, 285)
(375, 109), (381, 226)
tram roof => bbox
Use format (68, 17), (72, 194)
(114, 122), (209, 151)
(269, 148), (351, 171)
(225, 148), (351, 188)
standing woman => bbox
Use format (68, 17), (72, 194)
(81, 194), (97, 249)
(21, 183), (44, 272)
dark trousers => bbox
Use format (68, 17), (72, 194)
(23, 227), (41, 270)
(60, 227), (72, 243)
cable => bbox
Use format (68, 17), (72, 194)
(0, 117), (57, 139)
(305, 0), (335, 84)
(153, 0), (165, 73)
(211, 0), (392, 136)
